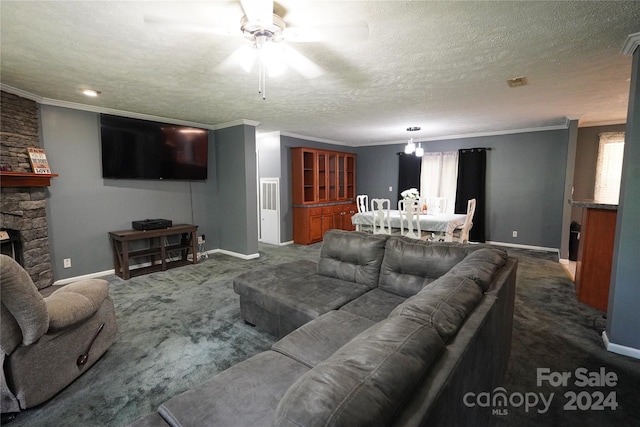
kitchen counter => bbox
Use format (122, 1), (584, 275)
(570, 200), (618, 210)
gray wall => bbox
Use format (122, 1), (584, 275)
(607, 44), (640, 353)
(355, 129), (570, 249)
(215, 124), (258, 256)
(41, 105), (257, 279)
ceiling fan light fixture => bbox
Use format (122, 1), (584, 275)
(233, 45), (257, 73)
(415, 143), (424, 157)
(262, 42), (286, 77)
(239, 13), (288, 100)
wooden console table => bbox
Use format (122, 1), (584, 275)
(109, 224), (198, 279)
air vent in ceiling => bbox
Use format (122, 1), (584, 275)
(507, 76), (528, 88)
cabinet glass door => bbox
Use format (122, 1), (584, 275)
(328, 153), (337, 200)
(317, 153), (327, 202)
(346, 155), (355, 199)
(303, 150), (315, 202)
(337, 154), (345, 199)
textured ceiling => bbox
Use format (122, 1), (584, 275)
(1, 1), (639, 146)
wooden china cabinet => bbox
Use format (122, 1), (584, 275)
(292, 147), (357, 244)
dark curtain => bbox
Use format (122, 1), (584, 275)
(397, 153), (422, 204)
(455, 148), (487, 242)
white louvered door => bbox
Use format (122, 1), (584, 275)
(260, 178), (280, 245)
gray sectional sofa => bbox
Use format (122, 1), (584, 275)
(130, 230), (517, 427)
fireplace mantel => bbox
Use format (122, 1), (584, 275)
(0, 171), (58, 188)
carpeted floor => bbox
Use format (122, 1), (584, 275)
(7, 242), (639, 426)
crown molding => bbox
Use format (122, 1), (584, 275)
(0, 84), (259, 130)
(578, 119), (626, 128)
(40, 97), (222, 129)
(1, 84), (43, 103)
(280, 131), (350, 147)
(215, 119), (261, 130)
(2, 84), (574, 147)
(622, 32), (640, 56)
(359, 121), (572, 148)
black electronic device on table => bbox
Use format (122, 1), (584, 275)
(132, 219), (173, 231)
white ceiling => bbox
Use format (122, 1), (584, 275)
(1, 1), (639, 147)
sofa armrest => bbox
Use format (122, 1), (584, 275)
(45, 279), (110, 331)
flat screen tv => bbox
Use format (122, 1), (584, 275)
(100, 114), (208, 180)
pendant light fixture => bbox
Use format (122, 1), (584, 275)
(404, 137), (416, 154)
(405, 126), (421, 155)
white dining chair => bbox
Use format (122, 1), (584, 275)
(356, 194), (369, 213)
(452, 198), (476, 243)
(427, 197), (447, 215)
(371, 198), (391, 235)
(398, 197), (421, 239)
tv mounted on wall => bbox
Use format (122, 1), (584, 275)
(100, 114), (208, 180)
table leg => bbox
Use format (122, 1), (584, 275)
(159, 236), (167, 271)
(110, 238), (122, 279)
(190, 231), (197, 264)
(121, 241), (130, 280)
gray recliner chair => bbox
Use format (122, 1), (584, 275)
(0, 254), (117, 414)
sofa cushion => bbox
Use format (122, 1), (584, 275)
(273, 316), (444, 427)
(446, 248), (508, 292)
(389, 274), (483, 342)
(378, 238), (471, 297)
(158, 351), (309, 427)
(234, 261), (370, 332)
(339, 288), (406, 322)
(272, 310), (376, 368)
(318, 230), (389, 289)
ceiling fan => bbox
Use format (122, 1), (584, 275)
(144, 0), (368, 99)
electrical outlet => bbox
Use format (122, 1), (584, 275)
(63, 258), (71, 268)
(512, 231), (518, 238)
(389, 186), (393, 192)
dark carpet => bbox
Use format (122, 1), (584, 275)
(7, 243), (639, 426)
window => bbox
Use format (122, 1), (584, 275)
(419, 151), (458, 213)
(594, 132), (625, 204)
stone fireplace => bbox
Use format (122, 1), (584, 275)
(1, 90), (54, 289)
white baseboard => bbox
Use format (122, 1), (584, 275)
(53, 248), (259, 285)
(485, 241), (560, 255)
(211, 248), (259, 260)
(53, 269), (115, 286)
(257, 240), (294, 246)
(602, 331), (640, 360)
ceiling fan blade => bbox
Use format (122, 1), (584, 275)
(283, 21), (369, 43)
(239, 0), (274, 24)
(283, 45), (324, 79)
(143, 14), (239, 36)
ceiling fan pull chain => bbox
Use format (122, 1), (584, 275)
(257, 43), (266, 100)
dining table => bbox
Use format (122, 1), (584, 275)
(351, 210), (467, 241)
